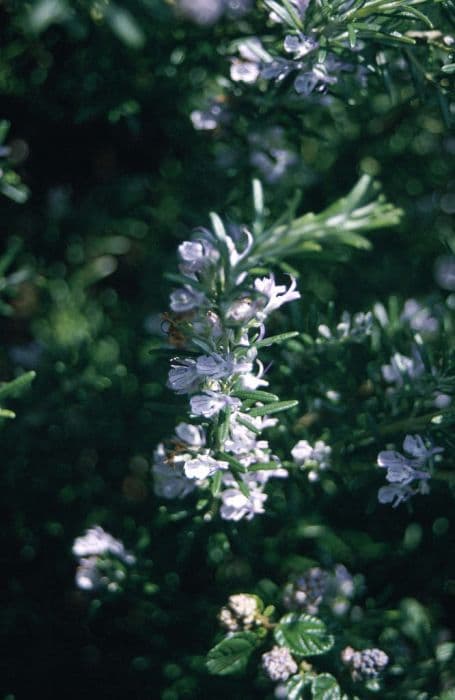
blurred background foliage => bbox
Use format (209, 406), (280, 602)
(0, 0), (454, 698)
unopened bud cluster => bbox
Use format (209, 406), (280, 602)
(262, 645), (298, 682)
(341, 646), (389, 681)
(218, 593), (259, 631)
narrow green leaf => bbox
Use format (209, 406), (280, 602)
(248, 462), (282, 471)
(216, 406), (231, 446)
(264, 0), (294, 27)
(217, 452), (248, 473)
(210, 212), (228, 244)
(311, 673), (341, 700)
(206, 632), (257, 675)
(237, 478), (250, 498)
(252, 179), (264, 221)
(210, 470), (222, 496)
(236, 415), (262, 435)
(164, 272), (205, 292)
(0, 408), (16, 419)
(249, 400), (298, 418)
(442, 63), (455, 74)
(0, 371), (36, 401)
(255, 331), (300, 348)
(232, 389), (279, 403)
(274, 613), (334, 657)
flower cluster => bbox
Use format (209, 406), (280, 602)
(341, 646), (389, 682)
(72, 526), (135, 592)
(318, 310), (373, 342)
(377, 434), (443, 508)
(231, 34), (346, 99)
(262, 645), (298, 682)
(152, 212), (301, 521)
(218, 593), (260, 631)
(381, 347), (425, 388)
(291, 439), (331, 481)
(283, 564), (355, 616)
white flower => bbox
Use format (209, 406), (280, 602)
(190, 391), (241, 417)
(219, 480), (267, 521)
(291, 439), (313, 463)
(237, 359), (269, 390)
(230, 59), (260, 83)
(254, 274), (300, 320)
(262, 645), (298, 682)
(167, 358), (199, 394)
(170, 285), (207, 312)
(75, 556), (103, 591)
(72, 526), (135, 564)
(292, 439), (330, 467)
(253, 465), (288, 484)
(184, 454), (229, 480)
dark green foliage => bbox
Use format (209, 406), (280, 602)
(1, 1), (454, 699)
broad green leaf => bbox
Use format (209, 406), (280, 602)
(311, 673), (341, 700)
(206, 632), (257, 675)
(274, 613), (334, 657)
(286, 673), (312, 700)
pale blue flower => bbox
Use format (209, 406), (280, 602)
(190, 390), (241, 417)
(377, 434), (442, 507)
(381, 348), (425, 387)
(178, 238), (219, 274)
(170, 285), (207, 312)
(284, 34), (318, 59)
(167, 358), (199, 394)
(401, 298), (439, 334)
